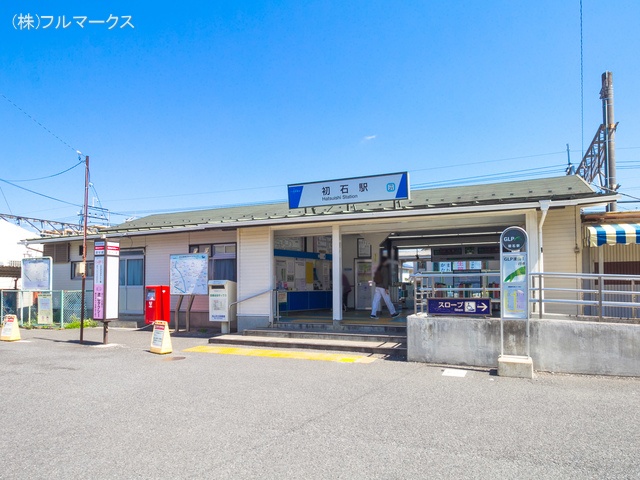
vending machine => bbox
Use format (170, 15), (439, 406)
(144, 285), (170, 325)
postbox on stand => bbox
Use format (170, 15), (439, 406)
(208, 280), (237, 333)
(145, 285), (170, 325)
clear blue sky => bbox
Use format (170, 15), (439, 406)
(1, 1), (639, 225)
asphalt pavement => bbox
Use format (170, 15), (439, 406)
(1, 327), (639, 479)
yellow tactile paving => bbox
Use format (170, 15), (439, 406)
(184, 345), (376, 363)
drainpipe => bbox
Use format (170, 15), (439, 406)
(537, 200), (551, 316)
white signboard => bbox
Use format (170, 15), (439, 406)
(94, 255), (105, 319)
(37, 293), (53, 325)
(438, 262), (452, 273)
(500, 227), (529, 320)
(21, 257), (52, 291)
(93, 241), (120, 321)
(209, 290), (228, 321)
(288, 172), (409, 209)
(170, 254), (209, 295)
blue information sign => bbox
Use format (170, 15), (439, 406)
(288, 172), (409, 209)
(427, 298), (491, 315)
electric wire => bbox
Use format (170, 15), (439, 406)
(0, 177), (82, 208)
(580, 0), (584, 158)
(410, 150), (565, 174)
(0, 186), (13, 214)
(0, 92), (78, 153)
(412, 165), (566, 189)
(589, 182), (640, 202)
(4, 158), (85, 182)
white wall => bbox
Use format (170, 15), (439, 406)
(539, 206), (582, 315)
(237, 226), (273, 329)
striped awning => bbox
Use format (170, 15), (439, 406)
(585, 224), (640, 247)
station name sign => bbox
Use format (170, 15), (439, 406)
(287, 172), (409, 209)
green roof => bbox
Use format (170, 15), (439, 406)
(104, 175), (609, 234)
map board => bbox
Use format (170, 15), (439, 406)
(21, 257), (52, 291)
(170, 254), (209, 295)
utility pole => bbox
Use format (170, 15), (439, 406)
(80, 155), (89, 343)
(601, 72), (617, 211)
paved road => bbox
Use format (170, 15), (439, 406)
(1, 327), (639, 479)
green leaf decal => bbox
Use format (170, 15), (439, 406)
(504, 265), (526, 282)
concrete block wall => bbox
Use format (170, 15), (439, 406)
(407, 314), (640, 377)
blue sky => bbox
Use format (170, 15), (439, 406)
(1, 1), (639, 225)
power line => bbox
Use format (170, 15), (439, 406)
(0, 177), (82, 208)
(0, 92), (79, 153)
(410, 151), (565, 174)
(0, 185), (12, 214)
(4, 157), (84, 182)
(412, 165), (566, 189)
(580, 0), (584, 158)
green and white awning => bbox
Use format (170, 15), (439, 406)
(585, 224), (640, 247)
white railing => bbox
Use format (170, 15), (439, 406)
(529, 272), (640, 320)
(412, 272), (640, 321)
(412, 272), (501, 315)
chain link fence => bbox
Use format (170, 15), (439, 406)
(1, 290), (93, 328)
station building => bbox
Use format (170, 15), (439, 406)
(29, 173), (639, 330)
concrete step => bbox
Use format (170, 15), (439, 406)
(271, 322), (407, 335)
(243, 328), (406, 344)
(208, 334), (406, 357)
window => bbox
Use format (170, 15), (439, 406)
(71, 261), (94, 279)
(118, 249), (145, 287)
(43, 243), (70, 263)
(189, 243), (237, 281)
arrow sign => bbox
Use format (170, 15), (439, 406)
(427, 298), (492, 316)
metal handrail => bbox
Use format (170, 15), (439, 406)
(228, 288), (274, 309)
(529, 272), (640, 320)
(228, 287), (277, 328)
(412, 271), (640, 321)
(412, 271), (500, 316)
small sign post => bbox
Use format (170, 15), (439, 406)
(150, 320), (173, 354)
(498, 226), (534, 378)
(1, 315), (21, 342)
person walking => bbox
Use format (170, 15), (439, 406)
(370, 256), (400, 319)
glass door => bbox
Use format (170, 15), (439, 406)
(118, 250), (144, 314)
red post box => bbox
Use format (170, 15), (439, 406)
(145, 285), (170, 325)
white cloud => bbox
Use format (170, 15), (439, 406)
(362, 135), (376, 142)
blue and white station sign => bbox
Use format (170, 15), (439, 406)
(288, 172), (409, 209)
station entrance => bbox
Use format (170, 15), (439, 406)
(271, 210), (530, 323)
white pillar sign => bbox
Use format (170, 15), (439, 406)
(499, 226), (531, 359)
(500, 227), (529, 320)
(93, 240), (120, 321)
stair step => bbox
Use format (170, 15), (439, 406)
(208, 334), (406, 356)
(270, 322), (407, 335)
(243, 329), (406, 344)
